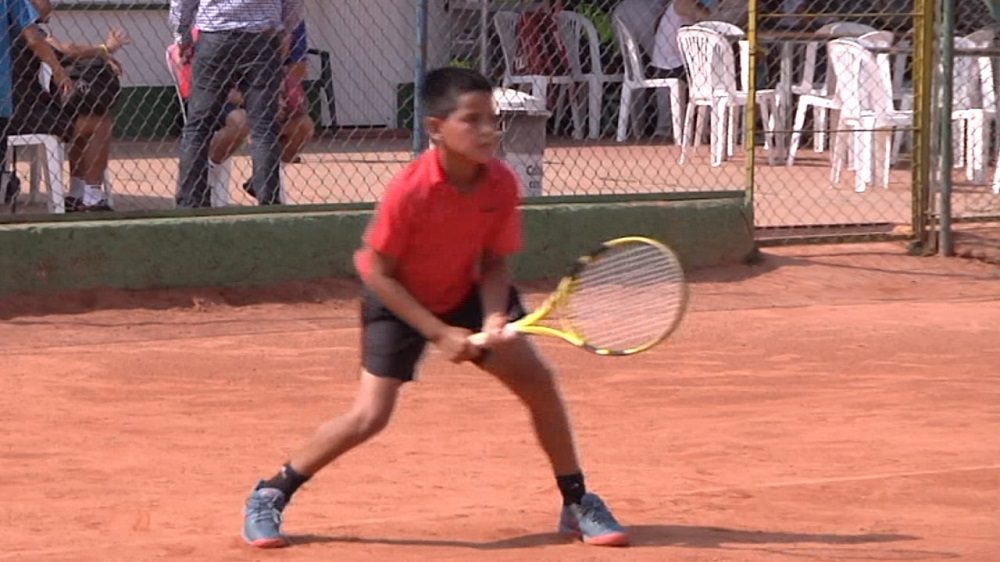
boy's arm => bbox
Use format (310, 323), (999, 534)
(366, 251), (447, 341)
(366, 250), (481, 363)
(479, 251), (512, 332)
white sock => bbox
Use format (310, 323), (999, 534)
(70, 177), (86, 199)
(83, 185), (104, 206)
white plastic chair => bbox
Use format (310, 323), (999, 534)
(611, 15), (685, 142)
(557, 10), (623, 139)
(165, 44), (234, 207)
(6, 134), (66, 213)
(785, 22), (876, 163)
(828, 39), (910, 192)
(493, 11), (585, 139)
(691, 20), (744, 37)
(689, 22), (751, 92)
(948, 32), (996, 184)
(676, 27), (776, 166)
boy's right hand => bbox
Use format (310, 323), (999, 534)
(432, 326), (482, 363)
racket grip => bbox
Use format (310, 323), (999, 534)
(468, 324), (516, 346)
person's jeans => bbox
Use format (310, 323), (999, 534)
(177, 31), (282, 207)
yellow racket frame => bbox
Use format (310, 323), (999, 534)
(503, 236), (688, 356)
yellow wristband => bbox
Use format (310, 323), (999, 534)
(100, 44), (109, 55)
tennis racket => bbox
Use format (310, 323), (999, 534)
(470, 236), (688, 356)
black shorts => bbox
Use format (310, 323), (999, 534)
(361, 286), (527, 382)
(8, 94), (75, 141)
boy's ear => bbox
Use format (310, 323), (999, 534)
(425, 116), (443, 144)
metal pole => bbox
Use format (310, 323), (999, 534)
(743, 0), (758, 228)
(910, 0), (936, 251)
(414, 0), (430, 155)
(480, 0), (489, 75)
(939, 0), (955, 256)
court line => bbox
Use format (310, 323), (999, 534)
(7, 293), (1000, 355)
(0, 513), (477, 560)
(2, 465), (996, 560)
(674, 465), (1000, 496)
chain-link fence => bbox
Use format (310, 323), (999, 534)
(746, 0), (927, 238)
(2, 0), (995, 247)
(0, 0), (748, 219)
(933, 0), (1000, 256)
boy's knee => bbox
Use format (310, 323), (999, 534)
(348, 405), (392, 439)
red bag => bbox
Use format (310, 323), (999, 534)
(169, 28), (200, 100)
(515, 3), (569, 76)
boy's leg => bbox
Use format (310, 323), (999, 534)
(478, 336), (630, 547)
(242, 371), (402, 548)
(242, 290), (425, 548)
(287, 371), (402, 475)
(478, 338), (581, 477)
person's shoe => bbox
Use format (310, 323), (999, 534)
(242, 179), (256, 198)
(77, 199), (113, 212)
(64, 196), (82, 213)
(557, 492), (630, 546)
(242, 484), (289, 548)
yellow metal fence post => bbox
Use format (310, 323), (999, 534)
(910, 0), (936, 252)
(745, 0), (759, 229)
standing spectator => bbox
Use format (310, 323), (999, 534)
(9, 0), (127, 212)
(1, 0), (71, 204)
(167, 28), (252, 200)
(169, 0), (303, 207)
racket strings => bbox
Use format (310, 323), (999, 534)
(564, 243), (685, 352)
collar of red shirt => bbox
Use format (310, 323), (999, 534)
(425, 149), (496, 191)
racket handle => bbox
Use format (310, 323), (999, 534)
(468, 324), (516, 347)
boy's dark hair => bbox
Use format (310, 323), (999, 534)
(421, 66), (493, 118)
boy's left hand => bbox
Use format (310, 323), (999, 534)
(476, 312), (515, 348)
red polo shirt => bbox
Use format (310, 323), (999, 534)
(354, 149), (522, 314)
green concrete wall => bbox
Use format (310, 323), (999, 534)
(0, 196), (754, 297)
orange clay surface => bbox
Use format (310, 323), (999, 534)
(1, 242), (998, 562)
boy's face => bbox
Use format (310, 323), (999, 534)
(427, 91), (501, 164)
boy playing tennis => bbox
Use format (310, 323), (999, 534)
(241, 67), (629, 549)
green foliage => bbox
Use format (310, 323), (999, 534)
(449, 57), (476, 69)
(574, 2), (615, 46)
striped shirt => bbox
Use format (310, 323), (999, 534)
(170, 0), (303, 38)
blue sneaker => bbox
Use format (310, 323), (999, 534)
(558, 492), (630, 546)
(242, 484), (289, 548)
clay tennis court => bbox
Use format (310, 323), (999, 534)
(2, 242), (998, 562)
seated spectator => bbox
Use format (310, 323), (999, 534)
(243, 20), (315, 198)
(8, 0), (126, 211)
(1, 0), (72, 208)
(208, 87), (251, 177)
(278, 20), (314, 165)
(612, 0), (668, 65)
(651, 0), (713, 80)
(647, 0), (713, 138)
